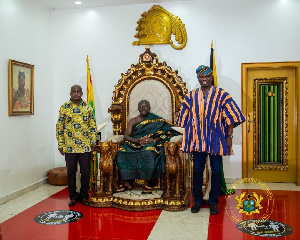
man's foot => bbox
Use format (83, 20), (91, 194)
(116, 184), (132, 193)
(210, 205), (219, 215)
(142, 186), (152, 194)
(191, 203), (202, 213)
(81, 199), (89, 206)
(68, 200), (76, 207)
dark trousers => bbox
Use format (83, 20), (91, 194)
(193, 151), (222, 206)
(65, 152), (91, 200)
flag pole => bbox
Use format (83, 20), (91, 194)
(210, 41), (235, 195)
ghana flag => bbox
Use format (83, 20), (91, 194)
(86, 55), (97, 189)
(86, 55), (95, 116)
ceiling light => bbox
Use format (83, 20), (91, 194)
(74, 1), (82, 4)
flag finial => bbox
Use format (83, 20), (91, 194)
(86, 55), (89, 62)
(211, 41), (213, 48)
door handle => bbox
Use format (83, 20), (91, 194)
(247, 114), (255, 133)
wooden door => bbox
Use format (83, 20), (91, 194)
(242, 62), (300, 184)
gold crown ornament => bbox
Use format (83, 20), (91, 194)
(132, 5), (187, 50)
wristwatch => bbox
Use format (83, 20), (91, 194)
(227, 135), (233, 139)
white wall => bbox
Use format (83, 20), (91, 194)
(0, 0), (53, 198)
(52, 0), (300, 178)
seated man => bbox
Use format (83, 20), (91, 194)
(115, 100), (178, 194)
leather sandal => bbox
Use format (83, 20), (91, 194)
(116, 184), (132, 193)
(142, 186), (152, 194)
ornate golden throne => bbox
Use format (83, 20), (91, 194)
(90, 47), (190, 211)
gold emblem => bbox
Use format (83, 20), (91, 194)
(132, 5), (187, 50)
(235, 192), (263, 215)
(225, 178), (274, 224)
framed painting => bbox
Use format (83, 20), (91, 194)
(8, 60), (34, 115)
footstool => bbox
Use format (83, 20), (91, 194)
(47, 167), (68, 186)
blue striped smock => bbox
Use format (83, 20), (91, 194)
(176, 86), (245, 156)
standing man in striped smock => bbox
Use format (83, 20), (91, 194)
(176, 65), (245, 215)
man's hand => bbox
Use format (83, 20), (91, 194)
(58, 147), (64, 155)
(226, 137), (232, 148)
(138, 137), (156, 146)
(138, 137), (147, 146)
(226, 124), (234, 148)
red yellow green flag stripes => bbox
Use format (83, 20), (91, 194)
(86, 55), (96, 117)
(86, 55), (97, 190)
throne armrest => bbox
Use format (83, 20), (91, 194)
(169, 135), (183, 143)
(170, 126), (184, 143)
(171, 126), (184, 134)
(106, 134), (182, 143)
(106, 135), (124, 143)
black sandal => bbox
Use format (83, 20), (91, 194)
(142, 186), (153, 194)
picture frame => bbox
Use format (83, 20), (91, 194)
(8, 59), (34, 116)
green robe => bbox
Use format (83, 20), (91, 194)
(116, 113), (178, 181)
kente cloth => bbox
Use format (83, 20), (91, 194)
(56, 99), (97, 153)
(196, 65), (212, 76)
(116, 113), (178, 181)
(176, 86), (245, 156)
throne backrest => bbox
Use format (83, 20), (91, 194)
(128, 80), (172, 122)
(108, 46), (188, 135)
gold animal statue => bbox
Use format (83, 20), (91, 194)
(98, 141), (118, 195)
(164, 142), (182, 198)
